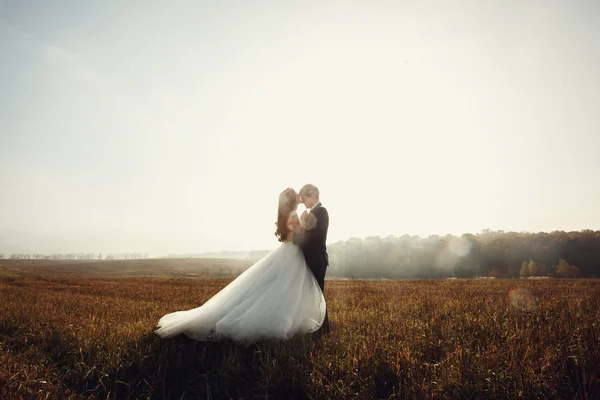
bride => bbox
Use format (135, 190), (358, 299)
(155, 188), (326, 343)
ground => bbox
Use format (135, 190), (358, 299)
(0, 259), (599, 399)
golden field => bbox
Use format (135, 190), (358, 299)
(0, 264), (599, 399)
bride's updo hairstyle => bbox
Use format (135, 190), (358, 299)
(275, 187), (298, 242)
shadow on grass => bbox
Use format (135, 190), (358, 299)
(1, 318), (316, 399)
(105, 332), (315, 399)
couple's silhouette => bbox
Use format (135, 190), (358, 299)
(155, 184), (330, 343)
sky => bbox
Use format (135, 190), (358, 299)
(1, 0), (599, 256)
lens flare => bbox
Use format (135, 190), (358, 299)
(509, 288), (536, 311)
(436, 237), (472, 269)
(448, 237), (472, 257)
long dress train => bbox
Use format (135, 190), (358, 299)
(155, 239), (326, 343)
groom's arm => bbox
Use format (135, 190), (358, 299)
(293, 207), (329, 249)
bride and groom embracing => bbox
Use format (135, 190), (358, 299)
(155, 184), (331, 343)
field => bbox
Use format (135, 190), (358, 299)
(1, 262), (599, 399)
(0, 258), (252, 278)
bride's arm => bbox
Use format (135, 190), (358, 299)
(287, 211), (304, 234)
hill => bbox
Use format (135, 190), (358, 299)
(162, 250), (271, 262)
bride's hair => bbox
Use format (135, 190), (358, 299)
(275, 187), (298, 242)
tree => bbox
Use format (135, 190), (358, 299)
(555, 259), (581, 278)
(325, 230), (600, 279)
(520, 261), (529, 277)
(528, 260), (539, 277)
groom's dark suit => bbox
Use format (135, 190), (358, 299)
(293, 202), (330, 336)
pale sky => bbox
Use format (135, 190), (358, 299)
(1, 1), (599, 256)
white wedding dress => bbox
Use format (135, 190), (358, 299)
(155, 211), (326, 343)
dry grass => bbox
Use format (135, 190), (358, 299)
(1, 276), (599, 399)
(0, 258), (251, 278)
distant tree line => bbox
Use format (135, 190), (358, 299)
(2, 230), (598, 280)
(327, 230), (600, 279)
(1, 253), (149, 261)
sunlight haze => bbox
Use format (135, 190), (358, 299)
(1, 0), (599, 255)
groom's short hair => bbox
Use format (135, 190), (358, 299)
(299, 184), (319, 199)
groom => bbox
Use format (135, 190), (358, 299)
(293, 183), (331, 336)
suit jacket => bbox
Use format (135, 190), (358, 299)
(293, 203), (329, 290)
